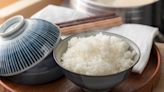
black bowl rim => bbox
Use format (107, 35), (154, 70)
(53, 31), (141, 77)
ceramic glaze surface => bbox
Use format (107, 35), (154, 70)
(54, 31), (140, 92)
(0, 16), (60, 76)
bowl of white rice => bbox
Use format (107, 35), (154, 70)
(53, 31), (140, 92)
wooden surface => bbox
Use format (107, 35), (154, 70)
(0, 0), (64, 23)
(153, 43), (164, 92)
(0, 0), (17, 8)
(0, 43), (162, 92)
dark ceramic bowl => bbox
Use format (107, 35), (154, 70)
(3, 51), (63, 85)
(0, 15), (63, 84)
(53, 31), (140, 92)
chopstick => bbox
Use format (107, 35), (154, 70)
(56, 13), (123, 35)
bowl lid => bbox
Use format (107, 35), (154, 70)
(82, 0), (158, 8)
(0, 15), (60, 76)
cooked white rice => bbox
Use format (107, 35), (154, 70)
(61, 33), (136, 76)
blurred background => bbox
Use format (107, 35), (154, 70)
(0, 0), (163, 33)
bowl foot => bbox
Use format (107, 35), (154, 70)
(82, 88), (111, 92)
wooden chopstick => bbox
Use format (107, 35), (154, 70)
(56, 13), (123, 35)
(56, 13), (117, 28)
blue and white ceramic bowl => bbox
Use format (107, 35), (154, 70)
(0, 15), (63, 84)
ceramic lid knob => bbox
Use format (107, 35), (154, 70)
(0, 15), (25, 38)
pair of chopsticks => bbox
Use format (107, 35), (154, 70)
(56, 13), (123, 35)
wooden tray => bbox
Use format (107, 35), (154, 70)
(0, 44), (161, 92)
